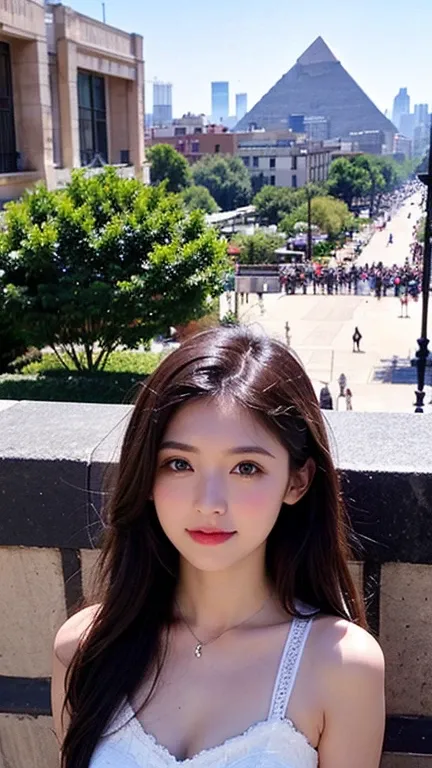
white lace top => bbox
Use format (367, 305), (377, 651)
(89, 612), (318, 768)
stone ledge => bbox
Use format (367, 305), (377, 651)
(1, 402), (431, 558)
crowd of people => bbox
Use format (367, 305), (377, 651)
(279, 259), (423, 299)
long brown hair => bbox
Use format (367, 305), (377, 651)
(61, 325), (366, 767)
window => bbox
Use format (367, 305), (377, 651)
(194, 127), (203, 134)
(215, 143), (221, 153)
(78, 71), (108, 166)
(0, 42), (17, 173)
(242, 156), (250, 167)
(253, 156), (259, 168)
(270, 175), (276, 186)
(174, 127), (186, 136)
(269, 157), (276, 169)
(292, 175), (297, 188)
(191, 140), (200, 153)
(291, 155), (297, 170)
(176, 141), (185, 153)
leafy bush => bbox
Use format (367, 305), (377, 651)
(19, 350), (164, 375)
(0, 168), (228, 372)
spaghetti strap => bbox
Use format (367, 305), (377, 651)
(268, 616), (313, 720)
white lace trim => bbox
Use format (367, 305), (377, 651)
(268, 617), (313, 720)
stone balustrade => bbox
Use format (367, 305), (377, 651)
(0, 400), (431, 767)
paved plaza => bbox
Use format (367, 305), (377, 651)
(222, 192), (431, 413)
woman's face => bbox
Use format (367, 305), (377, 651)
(152, 397), (309, 573)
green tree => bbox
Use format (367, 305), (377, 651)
(327, 157), (371, 208)
(191, 155), (252, 211)
(252, 184), (325, 225)
(279, 196), (353, 239)
(0, 168), (228, 372)
(181, 184), (219, 214)
(232, 231), (285, 264)
(147, 144), (192, 192)
(0, 292), (27, 373)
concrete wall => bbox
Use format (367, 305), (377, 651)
(0, 401), (432, 767)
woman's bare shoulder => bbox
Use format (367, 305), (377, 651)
(54, 603), (102, 668)
(312, 614), (384, 679)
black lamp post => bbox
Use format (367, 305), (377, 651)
(414, 119), (432, 413)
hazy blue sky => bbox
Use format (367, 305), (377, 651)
(68, 0), (431, 118)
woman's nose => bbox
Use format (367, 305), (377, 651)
(194, 476), (228, 516)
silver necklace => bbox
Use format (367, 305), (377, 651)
(176, 596), (270, 658)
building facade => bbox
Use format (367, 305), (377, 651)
(236, 135), (337, 188)
(0, 0), (145, 205)
(235, 93), (247, 123)
(348, 130), (385, 155)
(392, 88), (410, 131)
(211, 81), (229, 123)
(414, 103), (429, 128)
(152, 81), (172, 127)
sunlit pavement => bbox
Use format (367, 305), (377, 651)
(222, 193), (431, 413)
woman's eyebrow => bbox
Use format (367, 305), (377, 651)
(159, 441), (275, 459)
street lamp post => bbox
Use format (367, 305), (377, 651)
(414, 119), (432, 413)
(307, 186), (313, 262)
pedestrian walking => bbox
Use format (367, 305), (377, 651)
(284, 321), (291, 348)
(319, 384), (333, 410)
(345, 388), (353, 411)
(352, 327), (362, 353)
(338, 373), (347, 397)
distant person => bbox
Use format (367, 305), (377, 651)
(387, 233), (393, 246)
(319, 384), (333, 410)
(345, 388), (353, 411)
(352, 327), (362, 353)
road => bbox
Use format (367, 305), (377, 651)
(221, 192), (430, 413)
(359, 191), (423, 268)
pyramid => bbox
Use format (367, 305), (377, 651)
(235, 37), (396, 138)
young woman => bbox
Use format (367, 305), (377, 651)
(51, 326), (385, 768)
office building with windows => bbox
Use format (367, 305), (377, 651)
(153, 81), (172, 126)
(0, 0), (145, 205)
(392, 88), (410, 131)
(235, 93), (248, 123)
(414, 104), (429, 128)
(211, 81), (229, 123)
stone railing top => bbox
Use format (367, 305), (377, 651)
(1, 400), (431, 474)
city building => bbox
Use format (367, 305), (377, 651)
(235, 93), (248, 123)
(236, 135), (338, 188)
(211, 81), (229, 123)
(414, 103), (429, 128)
(304, 116), (330, 141)
(148, 120), (236, 163)
(400, 113), (415, 140)
(235, 37), (396, 144)
(392, 88), (410, 131)
(393, 134), (412, 160)
(152, 81), (172, 127)
(0, 0), (145, 205)
(413, 122), (431, 158)
(288, 115), (305, 133)
(348, 130), (385, 155)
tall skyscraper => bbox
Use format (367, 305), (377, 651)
(153, 81), (173, 127)
(414, 103), (429, 127)
(211, 82), (229, 123)
(392, 88), (410, 130)
(235, 93), (248, 122)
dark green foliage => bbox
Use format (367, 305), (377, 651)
(191, 155), (252, 211)
(0, 168), (228, 371)
(146, 144), (192, 192)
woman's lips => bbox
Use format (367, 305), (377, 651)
(187, 530), (236, 546)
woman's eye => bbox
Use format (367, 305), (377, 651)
(166, 458), (191, 472)
(234, 462), (261, 477)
